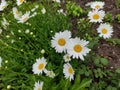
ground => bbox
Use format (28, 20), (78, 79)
(70, 0), (120, 68)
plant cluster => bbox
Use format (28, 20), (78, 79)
(0, 0), (120, 90)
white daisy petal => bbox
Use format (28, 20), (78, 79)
(16, 0), (25, 6)
(0, 0), (8, 11)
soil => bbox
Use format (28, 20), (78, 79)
(72, 0), (120, 68)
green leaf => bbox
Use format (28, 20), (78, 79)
(115, 68), (120, 73)
(100, 58), (108, 66)
(76, 79), (92, 90)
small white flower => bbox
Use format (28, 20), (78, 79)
(18, 30), (21, 33)
(35, 5), (39, 9)
(16, 0), (25, 6)
(41, 8), (46, 14)
(18, 11), (30, 23)
(57, 9), (66, 16)
(34, 81), (43, 90)
(11, 39), (15, 43)
(32, 57), (47, 75)
(51, 30), (71, 53)
(0, 57), (2, 67)
(30, 12), (37, 17)
(0, 29), (2, 34)
(44, 69), (55, 78)
(67, 37), (91, 60)
(41, 49), (45, 54)
(85, 2), (92, 6)
(0, 0), (8, 11)
(63, 63), (74, 81)
(1, 18), (9, 28)
(63, 54), (71, 62)
(90, 1), (105, 10)
(6, 35), (10, 38)
(7, 85), (11, 89)
(97, 23), (113, 39)
(30, 32), (33, 35)
(31, 8), (36, 12)
(25, 29), (30, 34)
(12, 7), (22, 20)
(88, 10), (105, 23)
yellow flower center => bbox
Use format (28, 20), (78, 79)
(102, 28), (107, 34)
(58, 38), (66, 46)
(49, 71), (53, 75)
(20, 0), (24, 3)
(74, 44), (82, 53)
(95, 5), (100, 9)
(66, 56), (70, 60)
(23, 16), (29, 22)
(93, 14), (100, 20)
(38, 63), (44, 70)
(1, 6), (6, 9)
(68, 67), (73, 74)
(16, 10), (19, 14)
(38, 87), (41, 90)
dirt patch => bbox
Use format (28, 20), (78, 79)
(73, 0), (120, 68)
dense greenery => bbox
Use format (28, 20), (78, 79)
(0, 0), (120, 90)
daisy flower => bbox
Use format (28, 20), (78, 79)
(16, 0), (25, 6)
(18, 11), (30, 23)
(88, 10), (105, 23)
(63, 54), (71, 62)
(0, 0), (8, 11)
(12, 7), (22, 20)
(51, 30), (71, 53)
(63, 63), (74, 81)
(32, 57), (47, 75)
(34, 81), (43, 90)
(0, 57), (2, 67)
(67, 37), (91, 60)
(90, 1), (105, 10)
(44, 69), (55, 78)
(1, 18), (9, 29)
(97, 23), (113, 39)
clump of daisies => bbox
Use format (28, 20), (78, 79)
(32, 57), (55, 78)
(12, 7), (37, 23)
(51, 30), (91, 60)
(87, 1), (105, 23)
(0, 0), (8, 11)
(51, 30), (91, 81)
(87, 1), (113, 39)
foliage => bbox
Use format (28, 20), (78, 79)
(0, 0), (120, 90)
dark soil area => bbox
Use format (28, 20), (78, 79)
(75, 0), (120, 68)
